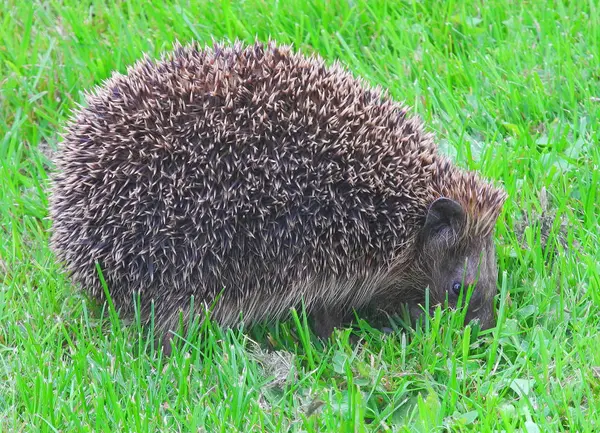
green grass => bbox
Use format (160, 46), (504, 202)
(1, 0), (599, 431)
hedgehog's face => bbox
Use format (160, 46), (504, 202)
(416, 197), (499, 330)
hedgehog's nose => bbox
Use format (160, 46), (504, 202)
(475, 315), (495, 331)
(464, 304), (496, 331)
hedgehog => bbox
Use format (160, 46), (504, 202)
(49, 41), (507, 351)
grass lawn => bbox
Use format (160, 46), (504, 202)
(1, 0), (599, 431)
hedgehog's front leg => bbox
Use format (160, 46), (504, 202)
(310, 304), (349, 339)
(153, 304), (193, 357)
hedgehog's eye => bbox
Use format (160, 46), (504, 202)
(451, 281), (462, 295)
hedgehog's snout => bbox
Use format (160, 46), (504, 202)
(453, 239), (499, 330)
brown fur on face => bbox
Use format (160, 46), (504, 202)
(414, 197), (501, 330)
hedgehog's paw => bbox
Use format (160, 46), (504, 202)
(159, 332), (171, 357)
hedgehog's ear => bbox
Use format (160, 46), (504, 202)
(422, 197), (465, 241)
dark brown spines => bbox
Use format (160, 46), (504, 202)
(432, 165), (507, 240)
(50, 41), (506, 334)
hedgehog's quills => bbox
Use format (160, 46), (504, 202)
(49, 41), (506, 350)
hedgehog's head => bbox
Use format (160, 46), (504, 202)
(415, 197), (503, 330)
